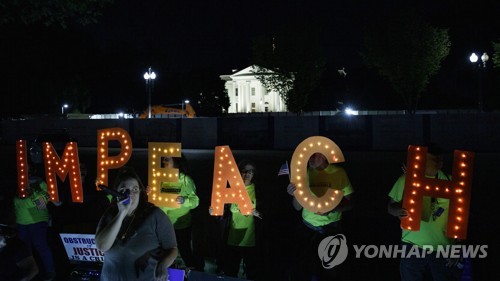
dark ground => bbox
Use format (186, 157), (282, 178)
(1, 145), (498, 280)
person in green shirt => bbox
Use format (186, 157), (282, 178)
(286, 152), (354, 281)
(13, 164), (57, 281)
(388, 143), (461, 281)
(159, 155), (204, 271)
(209, 160), (263, 280)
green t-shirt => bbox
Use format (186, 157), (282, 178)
(227, 183), (256, 247)
(302, 165), (354, 227)
(14, 180), (50, 225)
(159, 173), (199, 229)
(388, 170), (454, 248)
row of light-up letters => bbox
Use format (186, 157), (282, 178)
(15, 128), (474, 238)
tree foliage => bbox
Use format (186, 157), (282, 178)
(61, 76), (92, 114)
(177, 69), (229, 117)
(195, 90), (229, 117)
(251, 24), (326, 113)
(1, 0), (113, 28)
(492, 40), (500, 68)
(362, 10), (450, 113)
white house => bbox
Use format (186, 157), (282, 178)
(220, 66), (287, 113)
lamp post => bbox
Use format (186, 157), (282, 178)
(181, 100), (190, 118)
(61, 104), (68, 115)
(143, 67), (156, 118)
(469, 52), (489, 112)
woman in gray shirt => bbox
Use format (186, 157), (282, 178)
(96, 167), (177, 281)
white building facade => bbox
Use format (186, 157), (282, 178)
(220, 66), (287, 113)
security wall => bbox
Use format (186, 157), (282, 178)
(1, 114), (499, 152)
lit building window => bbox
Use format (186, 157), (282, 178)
(251, 102), (256, 112)
(251, 88), (255, 96)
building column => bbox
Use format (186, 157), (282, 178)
(246, 81), (251, 113)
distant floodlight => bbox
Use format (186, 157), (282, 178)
(144, 67), (156, 118)
(481, 52), (489, 63)
(61, 104), (69, 115)
(469, 53), (478, 63)
(345, 107), (358, 116)
(185, 100), (190, 104)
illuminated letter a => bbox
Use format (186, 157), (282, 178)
(210, 146), (253, 216)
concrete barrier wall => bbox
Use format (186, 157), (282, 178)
(68, 120), (131, 147)
(274, 116), (319, 149)
(219, 117), (273, 149)
(429, 114), (500, 152)
(371, 115), (424, 151)
(131, 119), (179, 147)
(2, 113), (500, 152)
(320, 115), (372, 150)
(182, 118), (217, 149)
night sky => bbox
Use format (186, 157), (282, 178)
(1, 0), (500, 115)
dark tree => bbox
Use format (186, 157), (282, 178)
(493, 40), (500, 68)
(362, 9), (450, 113)
(0, 0), (113, 116)
(251, 23), (326, 113)
(1, 0), (113, 28)
(179, 69), (229, 117)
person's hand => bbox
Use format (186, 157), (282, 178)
(176, 196), (185, 204)
(252, 209), (262, 219)
(391, 207), (408, 218)
(134, 251), (151, 278)
(388, 201), (408, 218)
(287, 183), (296, 196)
(154, 261), (169, 281)
(117, 196), (133, 214)
(51, 200), (63, 207)
(208, 206), (214, 215)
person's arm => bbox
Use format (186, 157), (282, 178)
(95, 203), (130, 252)
(154, 209), (179, 280)
(135, 246), (178, 280)
(177, 175), (199, 208)
(154, 247), (178, 280)
(287, 183), (303, 211)
(387, 198), (408, 218)
(16, 255), (39, 281)
(331, 194), (353, 212)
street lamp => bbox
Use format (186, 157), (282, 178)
(61, 104), (68, 115)
(469, 52), (489, 112)
(144, 67), (156, 118)
(181, 100), (190, 118)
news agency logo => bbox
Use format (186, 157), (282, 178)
(352, 244), (488, 259)
(317, 234), (349, 269)
(318, 234), (489, 269)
